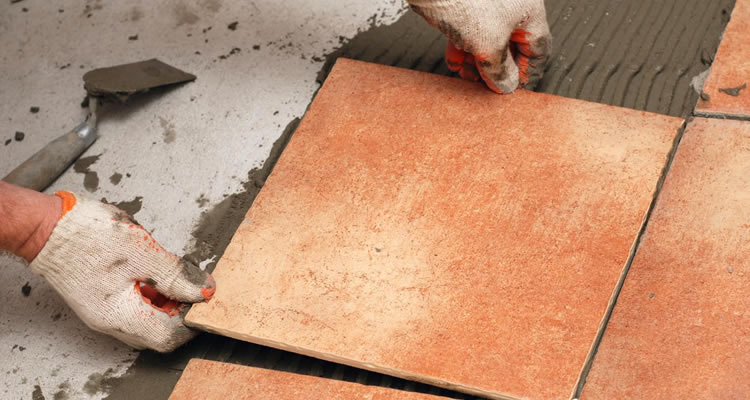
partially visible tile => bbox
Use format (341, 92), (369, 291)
(696, 1), (750, 118)
(169, 359), (442, 400)
(582, 118), (750, 399)
(187, 59), (683, 400)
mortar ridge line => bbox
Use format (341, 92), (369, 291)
(410, 34), (443, 71)
(598, 0), (657, 106)
(618, 0), (675, 109)
(665, 0), (716, 116)
(569, 118), (689, 400)
(639, 0), (689, 113)
(545, 1), (608, 94)
(573, 0), (632, 100)
(551, 0), (612, 95)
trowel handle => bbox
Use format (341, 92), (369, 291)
(3, 121), (97, 192)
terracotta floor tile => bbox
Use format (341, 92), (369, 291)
(696, 1), (750, 118)
(186, 59), (683, 400)
(581, 118), (750, 399)
(169, 359), (443, 400)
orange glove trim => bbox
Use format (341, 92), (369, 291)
(55, 191), (77, 219)
(445, 42), (484, 87)
(510, 29), (535, 85)
(136, 282), (181, 317)
(445, 41), (466, 72)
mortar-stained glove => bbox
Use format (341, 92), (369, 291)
(408, 0), (552, 93)
(29, 192), (216, 353)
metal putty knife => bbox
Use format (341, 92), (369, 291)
(3, 59), (196, 191)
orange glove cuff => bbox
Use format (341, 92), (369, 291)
(54, 191), (77, 219)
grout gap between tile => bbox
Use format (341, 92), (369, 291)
(570, 118), (689, 399)
(693, 111), (750, 122)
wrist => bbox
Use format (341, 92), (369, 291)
(0, 182), (63, 262)
(19, 194), (62, 262)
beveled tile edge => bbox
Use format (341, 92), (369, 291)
(171, 359), (448, 400)
(571, 119), (687, 400)
(184, 317), (521, 400)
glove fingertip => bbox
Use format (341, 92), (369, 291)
(474, 47), (520, 95)
(476, 63), (517, 94)
(200, 274), (216, 300)
(158, 260), (216, 303)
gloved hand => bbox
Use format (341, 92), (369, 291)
(29, 191), (215, 353)
(408, 0), (552, 93)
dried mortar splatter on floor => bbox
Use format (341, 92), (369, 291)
(73, 154), (101, 193)
(109, 173), (122, 185)
(101, 196), (144, 217)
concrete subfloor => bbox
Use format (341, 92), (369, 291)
(0, 0), (735, 399)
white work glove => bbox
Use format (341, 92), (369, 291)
(408, 0), (552, 93)
(29, 192), (215, 353)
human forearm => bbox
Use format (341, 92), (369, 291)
(0, 181), (61, 262)
(2, 183), (216, 352)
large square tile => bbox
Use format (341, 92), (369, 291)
(187, 59), (682, 400)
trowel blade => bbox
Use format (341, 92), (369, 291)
(83, 59), (196, 100)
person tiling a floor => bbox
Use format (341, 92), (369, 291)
(2, 0), (743, 398)
(1, 0), (548, 353)
(1, 1), (550, 398)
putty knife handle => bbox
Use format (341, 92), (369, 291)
(3, 121), (97, 192)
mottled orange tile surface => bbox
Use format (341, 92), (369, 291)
(187, 59), (683, 400)
(169, 359), (441, 400)
(582, 118), (750, 399)
(696, 0), (750, 118)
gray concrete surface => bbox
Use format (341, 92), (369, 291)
(0, 0), (735, 399)
(0, 1), (404, 399)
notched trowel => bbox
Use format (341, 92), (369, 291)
(3, 59), (196, 191)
